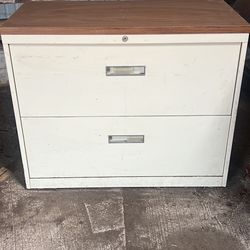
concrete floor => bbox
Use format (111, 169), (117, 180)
(0, 84), (250, 250)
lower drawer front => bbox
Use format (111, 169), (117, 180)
(22, 116), (230, 178)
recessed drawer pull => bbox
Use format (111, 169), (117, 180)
(108, 135), (144, 144)
(106, 66), (145, 76)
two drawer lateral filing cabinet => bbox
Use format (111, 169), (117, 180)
(1, 1), (250, 188)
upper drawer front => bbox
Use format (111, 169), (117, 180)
(10, 43), (240, 116)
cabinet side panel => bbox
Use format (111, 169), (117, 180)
(222, 39), (249, 186)
(2, 41), (31, 188)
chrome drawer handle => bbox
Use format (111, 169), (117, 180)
(108, 135), (144, 144)
(106, 66), (145, 76)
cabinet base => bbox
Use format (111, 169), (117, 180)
(27, 176), (225, 189)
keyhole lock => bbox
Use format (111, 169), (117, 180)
(122, 35), (128, 42)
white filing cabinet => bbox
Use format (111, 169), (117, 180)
(1, 1), (250, 188)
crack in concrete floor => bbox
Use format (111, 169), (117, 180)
(0, 170), (249, 250)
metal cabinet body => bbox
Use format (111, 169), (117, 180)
(2, 34), (248, 188)
(1, 1), (250, 188)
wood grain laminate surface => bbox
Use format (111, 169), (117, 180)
(0, 1), (250, 35)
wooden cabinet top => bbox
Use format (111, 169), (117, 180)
(1, 0), (250, 35)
